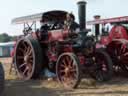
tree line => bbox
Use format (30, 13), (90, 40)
(0, 33), (17, 42)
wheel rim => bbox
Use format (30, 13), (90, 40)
(15, 39), (34, 80)
(57, 53), (79, 88)
(95, 52), (109, 81)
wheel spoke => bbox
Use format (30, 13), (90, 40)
(24, 46), (28, 53)
(27, 64), (32, 76)
(61, 76), (66, 82)
(29, 59), (33, 63)
(60, 69), (65, 73)
(120, 44), (124, 54)
(65, 56), (70, 63)
(60, 63), (66, 68)
(123, 52), (128, 56)
(18, 48), (24, 53)
(120, 44), (126, 55)
(23, 67), (29, 75)
(19, 63), (26, 68)
(64, 71), (68, 77)
(122, 45), (126, 53)
(28, 49), (32, 56)
(22, 42), (27, 49)
(17, 56), (24, 59)
(25, 46), (31, 55)
(29, 55), (33, 59)
(68, 59), (73, 68)
(62, 59), (67, 66)
(115, 49), (119, 56)
(70, 68), (77, 73)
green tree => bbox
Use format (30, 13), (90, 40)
(0, 33), (17, 42)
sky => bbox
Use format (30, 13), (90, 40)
(0, 0), (128, 36)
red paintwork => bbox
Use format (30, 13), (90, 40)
(10, 41), (16, 57)
(109, 26), (128, 40)
(48, 30), (63, 42)
(63, 45), (73, 52)
(47, 51), (57, 62)
(30, 28), (77, 64)
(100, 26), (128, 45)
(43, 29), (86, 65)
(77, 53), (85, 65)
(87, 16), (128, 48)
(100, 36), (111, 45)
(48, 29), (69, 42)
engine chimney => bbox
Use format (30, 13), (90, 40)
(94, 15), (101, 37)
(77, 0), (87, 31)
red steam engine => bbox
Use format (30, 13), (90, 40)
(12, 1), (113, 88)
(87, 15), (128, 73)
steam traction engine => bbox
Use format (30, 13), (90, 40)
(87, 15), (128, 72)
(12, 1), (113, 88)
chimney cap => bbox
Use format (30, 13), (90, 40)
(77, 0), (87, 5)
(94, 15), (101, 20)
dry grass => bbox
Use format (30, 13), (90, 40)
(0, 58), (17, 80)
(1, 57), (128, 96)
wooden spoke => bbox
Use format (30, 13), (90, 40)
(59, 69), (65, 73)
(60, 63), (66, 68)
(28, 49), (32, 56)
(62, 59), (67, 67)
(17, 56), (24, 59)
(25, 46), (31, 55)
(23, 67), (29, 75)
(19, 63), (26, 68)
(123, 52), (128, 56)
(18, 48), (24, 53)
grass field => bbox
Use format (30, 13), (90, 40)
(1, 57), (128, 96)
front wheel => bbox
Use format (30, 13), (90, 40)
(92, 49), (113, 82)
(56, 53), (81, 89)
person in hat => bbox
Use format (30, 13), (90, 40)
(64, 13), (79, 31)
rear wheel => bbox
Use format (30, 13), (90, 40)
(15, 37), (43, 80)
(113, 43), (128, 72)
(0, 62), (4, 96)
(92, 49), (113, 82)
(56, 53), (81, 89)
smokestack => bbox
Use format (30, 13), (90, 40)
(94, 15), (101, 37)
(77, 0), (87, 31)
(94, 15), (101, 20)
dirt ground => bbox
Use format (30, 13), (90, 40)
(1, 58), (128, 96)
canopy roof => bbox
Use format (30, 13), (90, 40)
(12, 10), (68, 24)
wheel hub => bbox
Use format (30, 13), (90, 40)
(65, 67), (69, 73)
(24, 55), (30, 62)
